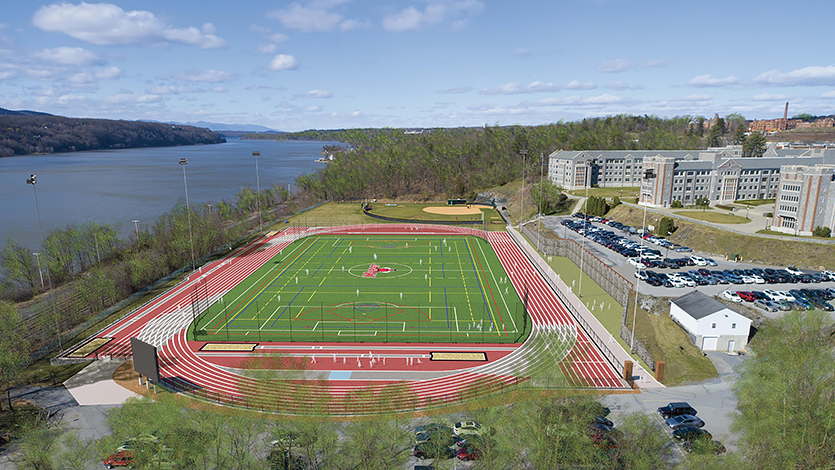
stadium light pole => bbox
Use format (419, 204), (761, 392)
(578, 159), (594, 298)
(32, 252), (44, 290)
(179, 159), (196, 272)
(26, 174), (61, 353)
(631, 167), (656, 354)
(132, 219), (140, 250)
(519, 148), (527, 231)
(253, 151), (262, 232)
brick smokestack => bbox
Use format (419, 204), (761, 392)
(783, 102), (789, 130)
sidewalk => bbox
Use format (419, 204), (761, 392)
(507, 226), (663, 389)
(63, 359), (140, 406)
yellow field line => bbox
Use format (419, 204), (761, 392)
(454, 240), (475, 322)
(318, 277), (326, 286)
(223, 237), (317, 328)
(307, 290), (316, 301)
(466, 237), (500, 336)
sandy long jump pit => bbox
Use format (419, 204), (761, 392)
(423, 205), (483, 215)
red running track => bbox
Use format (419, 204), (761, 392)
(66, 224), (626, 411)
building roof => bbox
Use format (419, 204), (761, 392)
(673, 161), (714, 171)
(671, 290), (731, 320)
(719, 156), (824, 170)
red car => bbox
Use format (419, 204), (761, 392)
(735, 291), (757, 302)
(456, 445), (482, 461)
(103, 451), (133, 468)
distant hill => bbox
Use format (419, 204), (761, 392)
(176, 121), (280, 133)
(0, 107), (53, 117)
(0, 110), (225, 157)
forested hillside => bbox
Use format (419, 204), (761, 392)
(245, 115), (703, 201)
(0, 112), (225, 157)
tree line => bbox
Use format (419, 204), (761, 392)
(244, 115), (706, 202)
(0, 114), (225, 157)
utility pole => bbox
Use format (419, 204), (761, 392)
(132, 219), (140, 250)
(519, 148), (527, 230)
(253, 151), (262, 232)
(632, 167), (656, 354)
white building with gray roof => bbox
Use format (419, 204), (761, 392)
(670, 290), (751, 352)
(548, 147), (835, 209)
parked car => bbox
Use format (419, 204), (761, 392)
(754, 299), (779, 312)
(721, 290), (742, 302)
(103, 452), (133, 469)
(683, 439), (726, 455)
(453, 421), (487, 436)
(666, 415), (705, 430)
(657, 402), (697, 419)
(786, 266), (804, 275)
(414, 442), (455, 460)
(705, 258), (718, 266)
(456, 445), (483, 461)
(675, 246), (693, 252)
(672, 427), (712, 441)
(414, 423), (452, 437)
(627, 257), (643, 268)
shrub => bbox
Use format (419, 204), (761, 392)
(716, 204), (734, 211)
(670, 200), (683, 208)
(765, 212), (773, 218)
(658, 217), (676, 236)
(612, 196), (621, 207)
(812, 226), (831, 238)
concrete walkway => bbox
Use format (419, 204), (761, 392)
(507, 226), (663, 389)
(63, 359), (140, 406)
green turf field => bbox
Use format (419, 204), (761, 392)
(191, 235), (530, 343)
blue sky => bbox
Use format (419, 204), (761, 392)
(1, 0), (834, 131)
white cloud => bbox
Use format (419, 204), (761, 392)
(269, 54), (299, 71)
(646, 59), (667, 68)
(383, 1), (484, 32)
(148, 85), (190, 95)
(103, 92), (161, 104)
(246, 85), (285, 91)
(257, 44), (276, 54)
(211, 86), (228, 93)
(269, 33), (289, 43)
(32, 3), (226, 48)
(754, 65), (835, 87)
(822, 90), (835, 98)
(583, 93), (624, 104)
(303, 89), (332, 98)
(528, 94), (625, 107)
(752, 93), (790, 101)
(606, 81), (643, 91)
(686, 74), (739, 87)
(437, 85), (473, 94)
(480, 81), (561, 95)
(174, 69), (234, 82)
(268, 2), (362, 33)
(597, 59), (632, 73)
(0, 70), (16, 80)
(33, 47), (101, 66)
(565, 79), (596, 90)
(682, 94), (713, 101)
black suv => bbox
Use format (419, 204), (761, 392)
(657, 402), (697, 419)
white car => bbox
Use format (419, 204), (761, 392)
(627, 257), (643, 268)
(453, 421), (485, 436)
(634, 270), (649, 280)
(751, 275), (765, 284)
(643, 253), (663, 260)
(722, 290), (742, 302)
(689, 256), (708, 266)
(669, 278), (686, 288)
(785, 266), (804, 275)
(679, 277), (696, 287)
(763, 289), (790, 302)
(822, 270), (835, 281)
(740, 275), (757, 284)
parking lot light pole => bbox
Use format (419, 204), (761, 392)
(26, 174), (61, 353)
(33, 252), (44, 290)
(132, 219), (140, 250)
(519, 149), (527, 231)
(631, 168), (655, 354)
(179, 159), (196, 271)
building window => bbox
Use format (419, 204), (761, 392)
(732, 323), (736, 329)
(711, 323), (716, 329)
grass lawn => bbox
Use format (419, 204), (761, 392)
(608, 205), (835, 269)
(734, 199), (775, 206)
(529, 250), (651, 373)
(673, 210), (751, 224)
(568, 187), (640, 199)
(280, 201), (506, 231)
(193, 234), (529, 344)
(622, 301), (717, 386)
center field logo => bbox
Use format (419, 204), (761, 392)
(362, 264), (396, 278)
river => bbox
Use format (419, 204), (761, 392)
(0, 138), (336, 250)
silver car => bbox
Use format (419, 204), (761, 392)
(666, 415), (705, 430)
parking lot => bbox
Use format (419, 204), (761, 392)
(541, 215), (835, 311)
